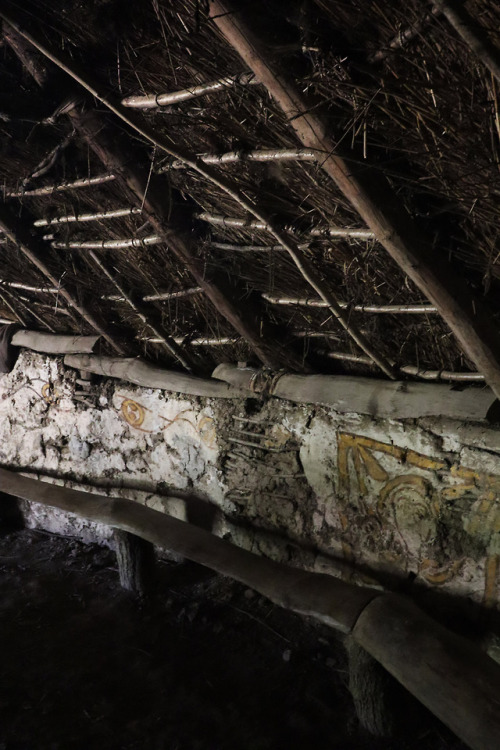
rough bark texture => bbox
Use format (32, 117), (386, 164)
(346, 637), (397, 738)
(113, 530), (155, 597)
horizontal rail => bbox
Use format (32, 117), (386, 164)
(197, 212), (375, 238)
(322, 350), (484, 381)
(6, 172), (116, 198)
(263, 294), (438, 314)
(2, 467), (500, 750)
(167, 147), (316, 169)
(121, 71), (258, 109)
(52, 235), (164, 250)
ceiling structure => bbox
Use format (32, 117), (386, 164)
(1, 0), (500, 392)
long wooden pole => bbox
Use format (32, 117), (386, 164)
(209, 0), (500, 400)
(432, 0), (500, 84)
(2, 467), (500, 750)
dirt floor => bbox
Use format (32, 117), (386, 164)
(0, 528), (468, 750)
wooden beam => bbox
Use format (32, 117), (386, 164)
(0, 205), (125, 354)
(432, 0), (500, 83)
(2, 467), (500, 750)
(209, 1), (500, 400)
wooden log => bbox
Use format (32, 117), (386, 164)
(0, 468), (379, 633)
(209, 1), (500, 400)
(212, 363), (496, 420)
(353, 594), (500, 750)
(11, 330), (99, 354)
(1, 468), (500, 750)
(0, 491), (24, 534)
(113, 529), (155, 596)
(64, 354), (251, 399)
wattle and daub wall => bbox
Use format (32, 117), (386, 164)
(1, 351), (500, 613)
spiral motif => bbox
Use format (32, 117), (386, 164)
(121, 399), (145, 428)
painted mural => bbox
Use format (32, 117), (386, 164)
(335, 432), (500, 607)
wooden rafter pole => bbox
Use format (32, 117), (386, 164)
(0, 205), (125, 354)
(0, 12), (393, 378)
(431, 0), (500, 84)
(209, 0), (500, 399)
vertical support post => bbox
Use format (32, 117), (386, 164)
(0, 491), (24, 534)
(113, 529), (155, 597)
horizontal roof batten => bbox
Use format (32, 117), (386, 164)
(196, 212), (375, 238)
(263, 294), (438, 314)
(52, 235), (164, 250)
(121, 72), (259, 109)
(34, 207), (142, 227)
(6, 173), (117, 198)
(321, 351), (483, 381)
(166, 148), (317, 170)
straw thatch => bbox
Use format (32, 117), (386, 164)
(1, 0), (500, 380)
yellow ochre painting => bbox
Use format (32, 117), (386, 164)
(337, 433), (500, 607)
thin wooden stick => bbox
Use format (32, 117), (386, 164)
(52, 235), (164, 250)
(103, 287), (203, 303)
(321, 350), (484, 381)
(197, 211), (375, 238)
(122, 71), (258, 108)
(6, 173), (116, 198)
(0, 280), (59, 293)
(142, 287), (202, 302)
(210, 0), (500, 399)
(368, 8), (441, 63)
(211, 242), (286, 252)
(34, 207), (141, 227)
(0, 204), (125, 355)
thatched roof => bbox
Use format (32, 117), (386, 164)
(1, 0), (500, 386)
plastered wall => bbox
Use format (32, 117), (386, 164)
(1, 351), (500, 612)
